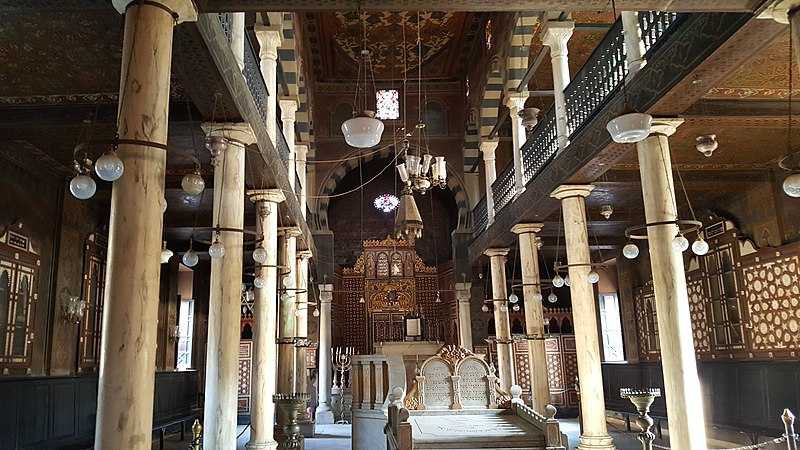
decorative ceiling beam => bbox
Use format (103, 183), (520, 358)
(197, 0), (759, 13)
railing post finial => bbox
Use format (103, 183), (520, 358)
(783, 409), (797, 450)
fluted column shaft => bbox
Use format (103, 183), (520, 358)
(551, 185), (615, 450)
(480, 141), (498, 224)
(636, 119), (708, 450)
(255, 26), (281, 146)
(315, 284), (335, 424)
(542, 21), (574, 151)
(278, 227), (302, 394)
(484, 248), (514, 391)
(96, 2), (196, 448)
(511, 223), (549, 414)
(246, 190), (285, 450)
(203, 124), (254, 450)
(455, 282), (474, 351)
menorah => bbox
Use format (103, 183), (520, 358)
(331, 346), (354, 424)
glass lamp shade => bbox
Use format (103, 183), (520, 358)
(547, 292), (558, 304)
(512, 304), (521, 312)
(406, 155), (421, 176)
(253, 275), (265, 289)
(552, 274), (565, 288)
(208, 239), (225, 259)
(606, 113), (653, 144)
(95, 151), (124, 181)
(508, 293), (519, 304)
(205, 135), (229, 159)
(69, 174), (96, 200)
(396, 163), (410, 183)
(783, 173), (800, 198)
(564, 275), (571, 287)
(181, 171), (205, 196)
(499, 304), (508, 312)
(623, 242), (640, 259)
(341, 113), (384, 148)
(182, 249), (199, 267)
(692, 237), (709, 256)
(588, 270), (600, 284)
(673, 234), (690, 252)
(435, 157), (446, 182)
(294, 309), (303, 317)
(481, 304), (490, 312)
(431, 160), (440, 180)
(253, 246), (268, 264)
(421, 154), (433, 175)
(160, 241), (173, 264)
(313, 308), (320, 318)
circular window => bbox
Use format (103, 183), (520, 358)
(373, 193), (400, 213)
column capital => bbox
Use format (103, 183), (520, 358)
(542, 20), (575, 55)
(297, 250), (313, 260)
(454, 282), (472, 302)
(480, 140), (498, 160)
(484, 248), (510, 258)
(758, 0), (799, 23)
(511, 223), (544, 235)
(550, 184), (594, 200)
(279, 226), (303, 238)
(201, 122), (257, 146)
(247, 188), (285, 205)
(112, 0), (198, 23)
(280, 98), (299, 121)
(318, 284), (334, 303)
(504, 93), (528, 112)
(254, 25), (282, 60)
(649, 118), (685, 137)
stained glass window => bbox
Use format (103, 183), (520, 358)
(375, 89), (400, 120)
(374, 193), (399, 213)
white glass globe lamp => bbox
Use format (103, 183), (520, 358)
(481, 304), (490, 312)
(552, 274), (565, 288)
(95, 150), (124, 181)
(313, 308), (320, 318)
(783, 173), (800, 198)
(588, 270), (600, 284)
(606, 112), (653, 144)
(160, 241), (173, 264)
(564, 275), (571, 287)
(547, 292), (558, 304)
(253, 246), (268, 264)
(253, 276), (265, 289)
(692, 237), (709, 256)
(208, 235), (225, 259)
(672, 233), (690, 252)
(623, 242), (640, 259)
(182, 248), (199, 267)
(341, 111), (384, 148)
(70, 174), (96, 200)
(181, 170), (205, 196)
(512, 304), (521, 312)
(508, 293), (519, 304)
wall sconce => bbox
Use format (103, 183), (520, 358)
(61, 288), (85, 324)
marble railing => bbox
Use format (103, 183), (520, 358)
(511, 397), (567, 450)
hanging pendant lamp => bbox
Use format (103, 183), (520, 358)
(342, 109), (384, 148)
(394, 187), (424, 241)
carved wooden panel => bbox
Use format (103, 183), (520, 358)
(742, 255), (800, 356)
(0, 223), (40, 374)
(78, 233), (106, 374)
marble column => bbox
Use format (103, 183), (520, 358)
(280, 98), (299, 191)
(541, 20), (574, 151)
(505, 93), (529, 195)
(203, 123), (256, 450)
(484, 248), (515, 392)
(454, 282), (474, 351)
(95, 2), (196, 449)
(636, 119), (708, 450)
(231, 12), (245, 70)
(480, 140), (499, 224)
(246, 189), (285, 450)
(551, 185), (615, 450)
(463, 172), (481, 209)
(254, 25), (281, 145)
(315, 284), (335, 424)
(621, 11), (647, 80)
(278, 226), (302, 394)
(295, 250), (312, 394)
(296, 143), (308, 218)
(511, 223), (549, 414)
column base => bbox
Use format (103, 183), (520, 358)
(576, 434), (617, 450)
(246, 440), (279, 450)
(315, 405), (335, 424)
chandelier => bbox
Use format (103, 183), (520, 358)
(394, 187), (424, 241)
(341, 14), (384, 148)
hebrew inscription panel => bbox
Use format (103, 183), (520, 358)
(423, 359), (452, 409)
(458, 358), (489, 408)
